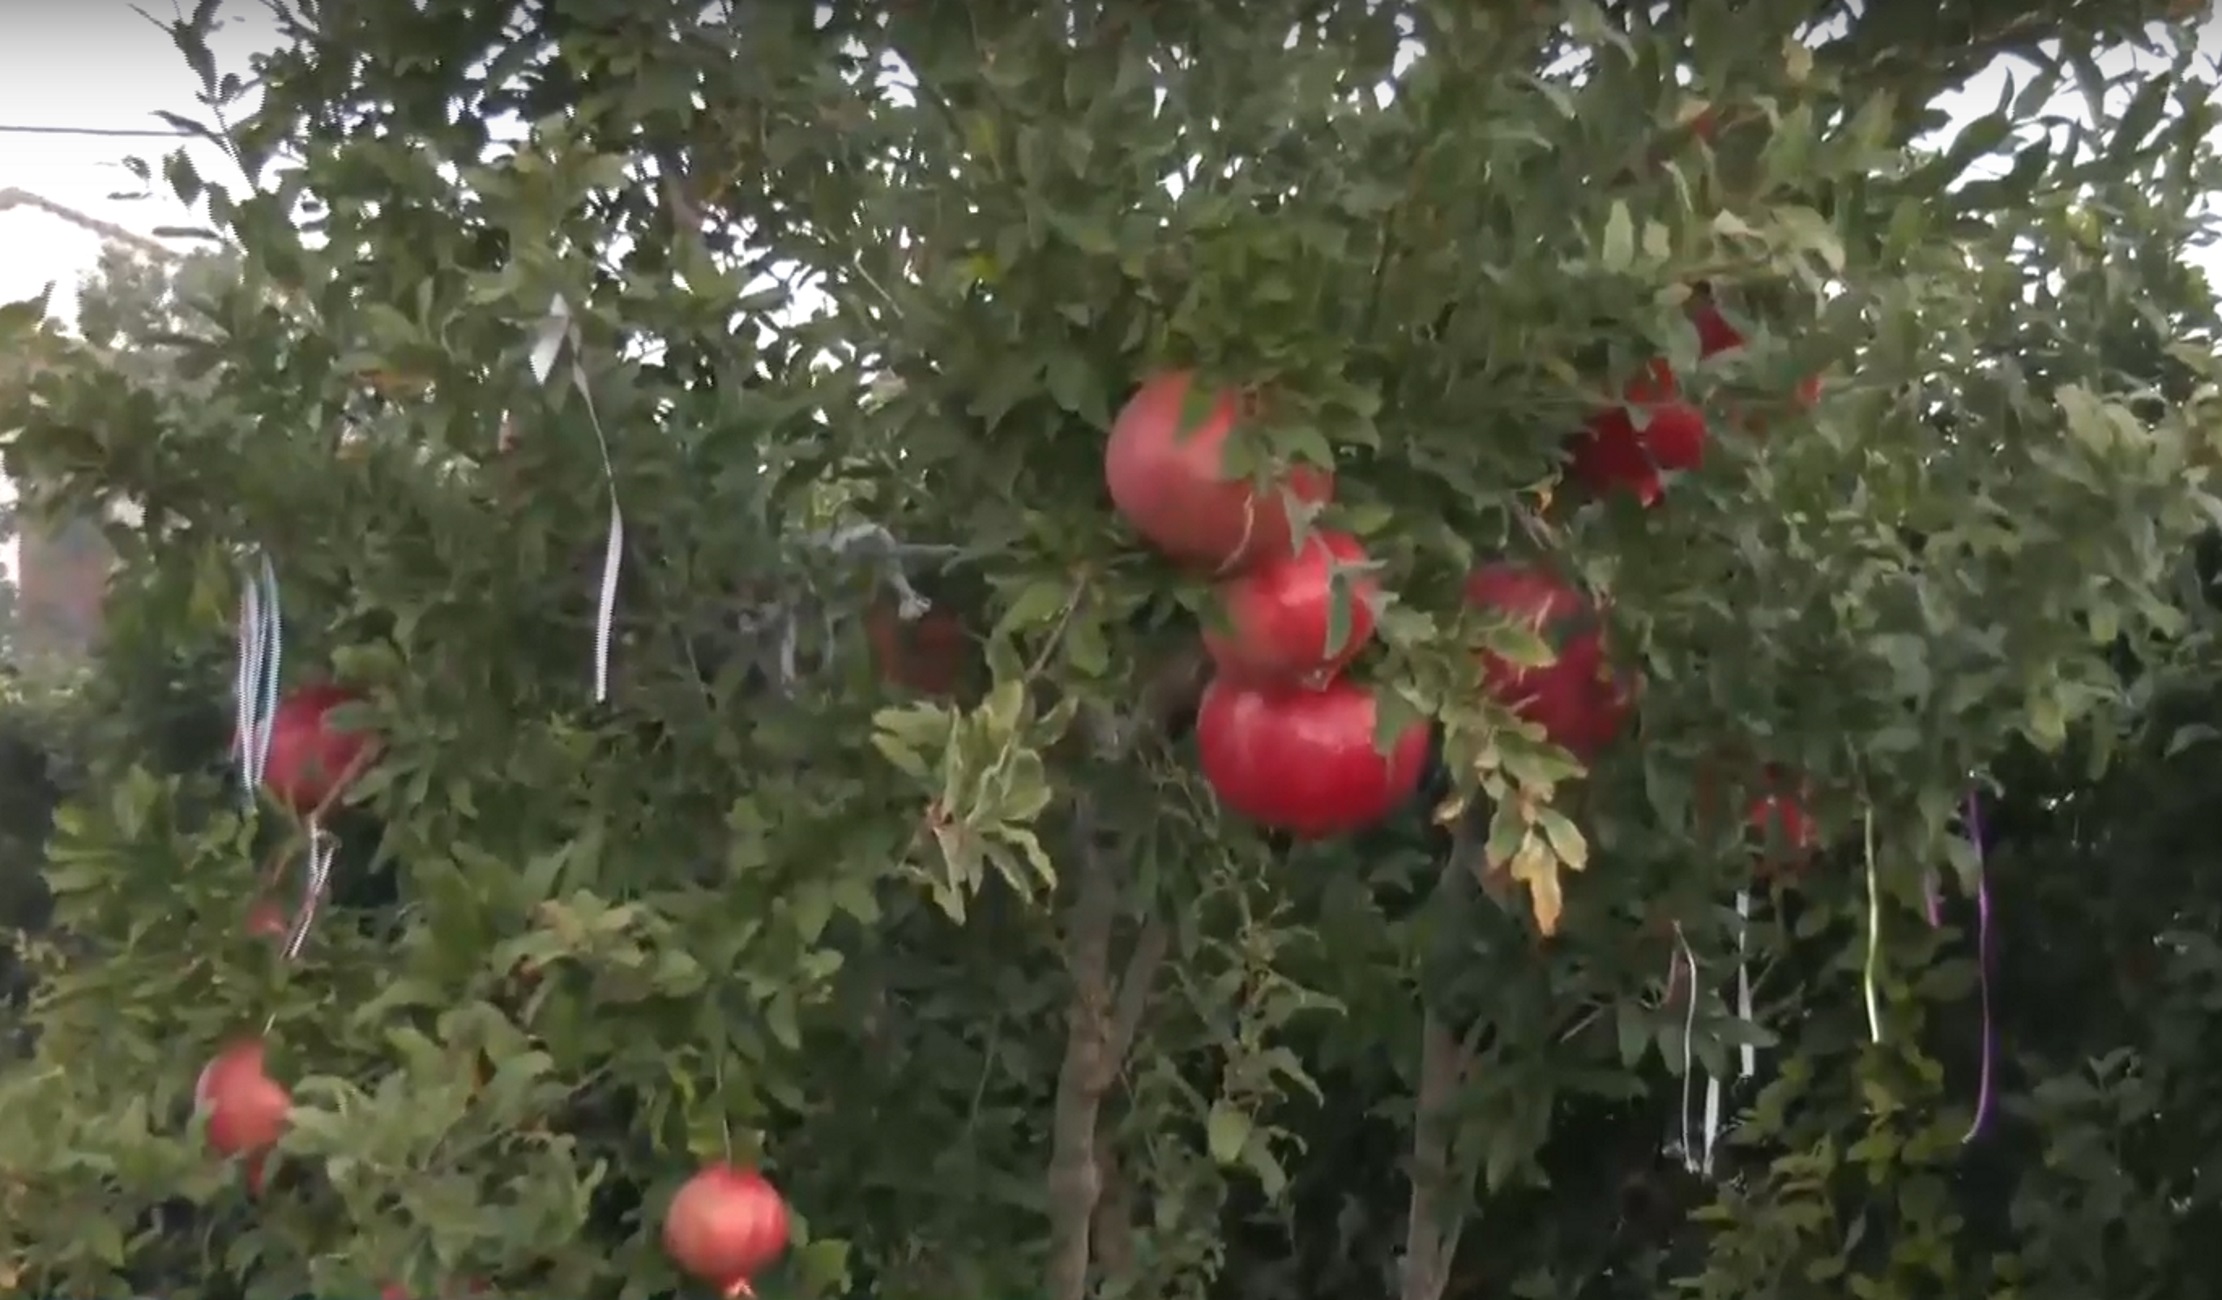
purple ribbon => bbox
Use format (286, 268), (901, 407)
(1962, 791), (1994, 1142)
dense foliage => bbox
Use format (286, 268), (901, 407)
(5, 3), (2222, 1299)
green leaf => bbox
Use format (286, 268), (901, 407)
(789, 883), (834, 945)
(1373, 687), (1427, 758)
(1043, 346), (1105, 426)
(1323, 571), (1354, 658)
(968, 351), (1041, 429)
(1063, 612), (1112, 678)
(1484, 799), (1527, 868)
(871, 732), (932, 781)
(1600, 200), (1634, 272)
(996, 577), (1071, 639)
(797, 1238), (854, 1293)
(1615, 1000), (1648, 1067)
(765, 988), (801, 1051)
(2025, 684), (2068, 752)
(1206, 1100), (1252, 1165)
(2111, 74), (2173, 162)
(1774, 205), (1844, 275)
(1759, 104), (1815, 191)
(1924, 112), (2012, 190)
(1241, 1138), (1289, 1198)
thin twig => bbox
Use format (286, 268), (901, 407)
(0, 189), (186, 262)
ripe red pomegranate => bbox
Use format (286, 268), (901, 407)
(1747, 790), (1818, 853)
(1202, 528), (1378, 685)
(1104, 371), (1334, 571)
(1195, 676), (1429, 839)
(663, 1164), (792, 1298)
(1463, 564), (1632, 760)
(1566, 359), (1705, 506)
(865, 601), (971, 696)
(244, 899), (288, 941)
(1689, 298), (1744, 358)
(194, 1038), (290, 1164)
(262, 684), (373, 815)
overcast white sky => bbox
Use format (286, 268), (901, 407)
(0, 6), (2212, 572)
(1, 6), (275, 316)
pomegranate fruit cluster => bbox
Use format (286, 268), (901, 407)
(1105, 371), (1426, 840)
(1100, 298), (1827, 843)
(1565, 294), (1822, 506)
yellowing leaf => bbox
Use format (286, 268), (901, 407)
(1509, 835), (1564, 936)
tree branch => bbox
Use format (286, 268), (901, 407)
(1089, 1128), (1137, 1282)
(0, 189), (187, 262)
(1045, 797), (1118, 1300)
(1399, 832), (1483, 1300)
(1099, 911), (1169, 1082)
(1400, 1011), (1472, 1300)
(1040, 641), (1190, 1300)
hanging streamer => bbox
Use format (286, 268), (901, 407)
(573, 364), (624, 704)
(1962, 791), (1996, 1142)
(526, 296), (624, 703)
(1862, 807), (1883, 1044)
(233, 554), (282, 805)
(281, 822), (339, 962)
(1699, 1067), (1721, 1177)
(1672, 924), (1719, 1174)
(1735, 888), (1755, 1078)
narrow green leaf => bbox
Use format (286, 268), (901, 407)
(1600, 201), (1634, 272)
(1206, 1101), (1252, 1165)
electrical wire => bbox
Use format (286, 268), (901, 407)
(0, 123), (194, 139)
